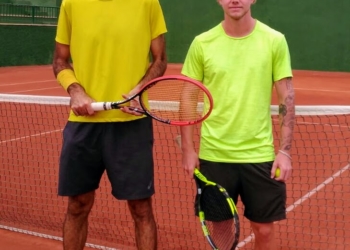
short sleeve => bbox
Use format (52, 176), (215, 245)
(55, 0), (71, 45)
(272, 35), (293, 82)
(181, 37), (204, 81)
(150, 0), (167, 39)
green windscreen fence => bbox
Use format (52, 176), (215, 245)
(0, 3), (58, 24)
(0, 0), (349, 71)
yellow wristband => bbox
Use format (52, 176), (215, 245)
(57, 69), (79, 91)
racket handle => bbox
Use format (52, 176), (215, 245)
(91, 102), (112, 111)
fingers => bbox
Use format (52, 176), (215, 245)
(284, 167), (292, 181)
(273, 164), (292, 182)
(120, 106), (144, 116)
(183, 158), (199, 178)
(69, 90), (95, 116)
(270, 161), (278, 179)
(71, 102), (95, 116)
(120, 95), (144, 116)
(186, 165), (196, 178)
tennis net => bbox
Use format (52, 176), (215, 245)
(0, 93), (349, 249)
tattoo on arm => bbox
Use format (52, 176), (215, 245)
(279, 104), (287, 117)
(278, 77), (295, 152)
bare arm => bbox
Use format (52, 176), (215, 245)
(52, 42), (73, 77)
(121, 34), (167, 115)
(138, 34), (167, 87)
(179, 82), (201, 177)
(272, 77), (295, 181)
(52, 42), (94, 116)
(275, 77), (295, 154)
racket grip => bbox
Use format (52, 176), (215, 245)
(91, 102), (112, 111)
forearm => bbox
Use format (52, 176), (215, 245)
(53, 59), (83, 94)
(52, 56), (73, 77)
(180, 126), (196, 152)
(52, 44), (83, 93)
(278, 78), (295, 153)
(138, 57), (167, 87)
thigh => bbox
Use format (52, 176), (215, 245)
(194, 159), (241, 220)
(240, 162), (286, 223)
(199, 159), (241, 203)
(103, 117), (154, 200)
(58, 122), (104, 196)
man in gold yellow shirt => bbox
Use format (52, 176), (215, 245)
(52, 0), (167, 249)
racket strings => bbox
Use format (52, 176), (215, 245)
(141, 79), (210, 123)
(201, 186), (238, 250)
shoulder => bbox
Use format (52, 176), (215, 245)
(61, 0), (76, 5)
(61, 0), (94, 7)
(60, 0), (78, 8)
(255, 20), (286, 40)
(142, 0), (161, 7)
(193, 24), (223, 44)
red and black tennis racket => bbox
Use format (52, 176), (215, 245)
(91, 75), (213, 126)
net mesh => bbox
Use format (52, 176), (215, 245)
(0, 93), (349, 249)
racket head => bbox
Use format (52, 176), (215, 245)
(138, 75), (213, 126)
(194, 169), (240, 250)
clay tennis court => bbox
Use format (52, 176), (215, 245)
(0, 64), (349, 250)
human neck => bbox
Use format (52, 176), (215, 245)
(222, 14), (256, 38)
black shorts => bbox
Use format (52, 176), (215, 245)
(58, 117), (154, 200)
(195, 159), (286, 223)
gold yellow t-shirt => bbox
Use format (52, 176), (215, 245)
(56, 0), (167, 122)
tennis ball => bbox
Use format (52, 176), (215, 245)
(275, 168), (281, 178)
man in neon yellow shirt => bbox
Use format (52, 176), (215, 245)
(180, 0), (295, 249)
(52, 0), (167, 249)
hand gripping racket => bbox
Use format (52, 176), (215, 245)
(194, 169), (240, 250)
(91, 75), (213, 126)
(175, 135), (240, 249)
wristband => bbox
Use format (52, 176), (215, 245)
(278, 150), (292, 160)
(57, 69), (79, 91)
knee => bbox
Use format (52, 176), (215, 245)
(128, 198), (154, 222)
(251, 222), (274, 240)
(67, 192), (95, 218)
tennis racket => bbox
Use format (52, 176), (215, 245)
(194, 169), (240, 250)
(91, 75), (213, 126)
(175, 136), (240, 249)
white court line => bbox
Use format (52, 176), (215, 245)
(236, 163), (350, 249)
(294, 87), (350, 93)
(7, 86), (62, 94)
(0, 129), (62, 145)
(0, 225), (119, 250)
(0, 80), (56, 87)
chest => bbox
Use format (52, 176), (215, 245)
(203, 38), (273, 76)
(70, 1), (150, 42)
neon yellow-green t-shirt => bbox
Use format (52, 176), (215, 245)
(182, 21), (292, 163)
(56, 0), (167, 122)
